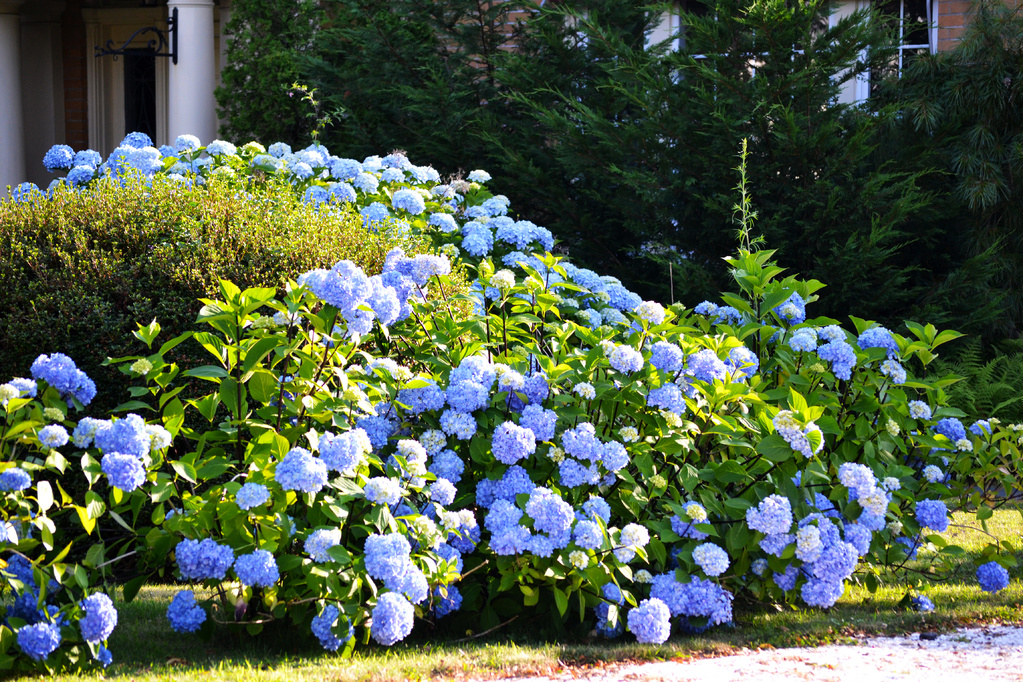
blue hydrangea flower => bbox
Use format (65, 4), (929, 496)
(121, 131), (153, 149)
(687, 349), (729, 383)
(101, 454), (145, 492)
(492, 422), (536, 465)
(650, 341), (683, 374)
(236, 483), (270, 510)
(43, 144), (75, 171)
(234, 550), (279, 587)
(0, 467), (32, 492)
(67, 165), (95, 187)
(970, 420), (992, 437)
(79, 593), (118, 643)
(788, 328), (818, 352)
(915, 499), (949, 532)
(205, 139), (237, 156)
(439, 410), (477, 440)
(520, 404), (557, 442)
(976, 561), (1010, 593)
(353, 172), (379, 193)
(329, 157), (361, 178)
(428, 449), (465, 484)
(17, 622), (61, 661)
(176, 538), (235, 581)
(94, 413), (150, 457)
(11, 182), (41, 203)
(746, 495), (793, 535)
(627, 598), (671, 644)
(73, 149), (103, 168)
(933, 418), (966, 443)
(525, 487), (574, 539)
(365, 533), (412, 585)
(432, 585), (463, 618)
(428, 213), (459, 233)
(30, 352), (96, 405)
(167, 590), (206, 633)
(318, 429), (369, 475)
(573, 519), (603, 549)
(305, 528), (342, 563)
(910, 594), (935, 612)
(880, 359), (907, 384)
(38, 424), (69, 449)
(430, 478), (456, 506)
(371, 592), (415, 646)
(275, 447), (328, 493)
(647, 383), (686, 414)
(608, 345), (644, 373)
(392, 188), (426, 215)
(327, 182), (357, 204)
(801, 577), (845, 608)
(311, 603), (353, 651)
(692, 543), (730, 576)
(816, 340), (857, 380)
(726, 346), (759, 378)
(857, 326), (899, 358)
(364, 477), (402, 505)
(773, 292), (806, 324)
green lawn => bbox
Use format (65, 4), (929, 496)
(36, 507), (1023, 681)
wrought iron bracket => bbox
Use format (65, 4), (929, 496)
(95, 7), (177, 64)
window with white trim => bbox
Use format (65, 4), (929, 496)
(870, 0), (935, 93)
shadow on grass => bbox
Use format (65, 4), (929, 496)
(38, 508), (1023, 682)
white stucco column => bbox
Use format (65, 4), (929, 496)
(167, 0), (216, 146)
(0, 0), (26, 192)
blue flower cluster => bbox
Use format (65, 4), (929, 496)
(370, 592), (414, 646)
(30, 353), (96, 405)
(235, 483), (270, 510)
(176, 538), (235, 581)
(627, 598), (671, 644)
(234, 550), (279, 587)
(976, 562), (1009, 593)
(275, 447), (328, 493)
(915, 499), (949, 532)
(78, 593), (118, 643)
(311, 604), (353, 650)
(167, 590), (206, 633)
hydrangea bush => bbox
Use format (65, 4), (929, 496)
(1, 132), (1021, 670)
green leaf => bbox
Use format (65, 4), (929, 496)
(133, 319), (161, 348)
(241, 337), (282, 375)
(553, 586), (568, 616)
(170, 460), (198, 483)
(36, 481), (53, 513)
(85, 491), (106, 519)
(183, 365), (230, 381)
(712, 460), (752, 484)
(756, 435), (793, 463)
(246, 369), (279, 404)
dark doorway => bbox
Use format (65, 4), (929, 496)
(123, 50), (156, 141)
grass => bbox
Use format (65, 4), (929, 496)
(32, 507), (1023, 682)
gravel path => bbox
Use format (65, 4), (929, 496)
(499, 625), (1023, 682)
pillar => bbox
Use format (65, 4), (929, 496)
(0, 0), (26, 191)
(167, 0), (216, 146)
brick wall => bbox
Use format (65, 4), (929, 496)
(937, 0), (1023, 52)
(61, 0), (88, 149)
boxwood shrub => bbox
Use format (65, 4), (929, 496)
(0, 174), (423, 416)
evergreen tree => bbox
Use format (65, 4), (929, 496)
(217, 0), (322, 146)
(303, 0), (526, 174)
(899, 0), (1023, 337)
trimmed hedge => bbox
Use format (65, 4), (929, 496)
(0, 174), (424, 415)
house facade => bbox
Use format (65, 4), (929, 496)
(0, 0), (982, 192)
(1, 0), (229, 190)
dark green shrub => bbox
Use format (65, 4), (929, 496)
(216, 0), (322, 146)
(0, 174), (423, 415)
